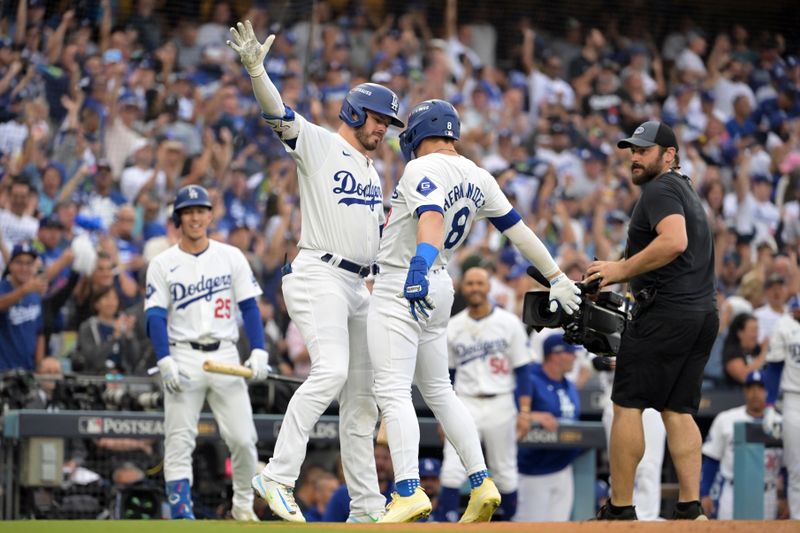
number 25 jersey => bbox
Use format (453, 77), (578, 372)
(377, 153), (516, 271)
(145, 240), (262, 343)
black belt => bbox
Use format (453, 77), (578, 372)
(474, 394), (498, 399)
(320, 253), (379, 277)
(171, 341), (220, 352)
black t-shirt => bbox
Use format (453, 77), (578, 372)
(721, 341), (757, 388)
(626, 171), (716, 311)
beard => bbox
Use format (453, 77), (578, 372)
(631, 158), (664, 184)
(355, 126), (381, 151)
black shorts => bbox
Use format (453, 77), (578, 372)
(611, 305), (719, 414)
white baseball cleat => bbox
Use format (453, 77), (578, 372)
(251, 473), (305, 522)
(346, 511), (385, 523)
(231, 506), (260, 522)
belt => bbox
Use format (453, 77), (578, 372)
(170, 341), (220, 352)
(725, 478), (777, 490)
(320, 253), (379, 277)
(474, 394), (498, 399)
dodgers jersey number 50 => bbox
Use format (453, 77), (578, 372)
(145, 240), (262, 342)
(378, 154), (516, 269)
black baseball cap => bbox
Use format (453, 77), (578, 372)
(617, 121), (679, 151)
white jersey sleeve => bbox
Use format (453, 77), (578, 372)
(476, 170), (516, 222)
(276, 112), (331, 178)
(144, 257), (170, 311)
(230, 247), (263, 304)
(396, 160), (448, 217)
(702, 410), (729, 462)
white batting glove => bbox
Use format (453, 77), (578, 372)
(226, 20), (275, 78)
(157, 356), (186, 394)
(244, 348), (272, 381)
(548, 273), (582, 315)
(762, 405), (782, 440)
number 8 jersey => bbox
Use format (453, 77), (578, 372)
(145, 240), (262, 343)
(377, 153), (516, 271)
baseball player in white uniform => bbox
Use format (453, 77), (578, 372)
(765, 294), (800, 518)
(435, 266), (532, 522)
(367, 99), (581, 523)
(145, 184), (271, 521)
(227, 21), (405, 523)
(700, 371), (783, 519)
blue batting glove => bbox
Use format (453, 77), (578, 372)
(402, 256), (436, 321)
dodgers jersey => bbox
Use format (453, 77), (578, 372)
(766, 314), (800, 394)
(702, 406), (782, 482)
(145, 240), (262, 343)
(377, 154), (515, 270)
(273, 111), (384, 265)
(447, 306), (531, 396)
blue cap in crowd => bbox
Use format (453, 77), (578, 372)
(788, 294), (800, 312)
(745, 371), (764, 386)
(543, 333), (577, 357)
(10, 242), (38, 261)
(419, 458), (441, 477)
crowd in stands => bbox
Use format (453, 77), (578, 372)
(0, 0), (799, 520)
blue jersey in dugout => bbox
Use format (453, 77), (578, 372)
(0, 278), (43, 370)
(517, 363), (582, 475)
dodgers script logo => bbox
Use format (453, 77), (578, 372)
(332, 170), (382, 211)
(170, 275), (233, 310)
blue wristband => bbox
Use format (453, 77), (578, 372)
(415, 242), (439, 269)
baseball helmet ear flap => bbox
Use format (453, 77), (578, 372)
(172, 185), (212, 227)
(339, 83), (404, 129)
(399, 99), (461, 160)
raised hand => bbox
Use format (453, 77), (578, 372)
(226, 20), (275, 78)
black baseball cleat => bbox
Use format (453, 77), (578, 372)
(595, 502), (638, 520)
(672, 500), (708, 520)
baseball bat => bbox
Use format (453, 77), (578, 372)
(202, 360), (254, 378)
(201, 360), (305, 385)
(376, 418), (388, 445)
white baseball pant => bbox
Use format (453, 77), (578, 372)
(263, 249), (384, 516)
(368, 268), (487, 482)
(164, 342), (257, 511)
(439, 393), (518, 493)
(784, 392), (800, 519)
(514, 465), (574, 521)
(602, 405), (666, 519)
(717, 478), (778, 519)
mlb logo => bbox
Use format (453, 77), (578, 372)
(416, 177), (437, 196)
(79, 417), (103, 435)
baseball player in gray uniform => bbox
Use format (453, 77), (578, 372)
(436, 266), (532, 522)
(227, 21), (404, 523)
(145, 185), (271, 521)
(765, 294), (800, 517)
(367, 100), (581, 523)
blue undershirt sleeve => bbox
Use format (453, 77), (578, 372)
(763, 362), (784, 405)
(700, 456), (720, 497)
(239, 297), (266, 351)
(145, 307), (170, 360)
(514, 363), (532, 398)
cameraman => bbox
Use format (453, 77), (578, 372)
(587, 121), (717, 520)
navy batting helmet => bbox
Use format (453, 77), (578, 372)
(172, 184), (212, 227)
(339, 83), (404, 129)
(399, 99), (460, 160)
